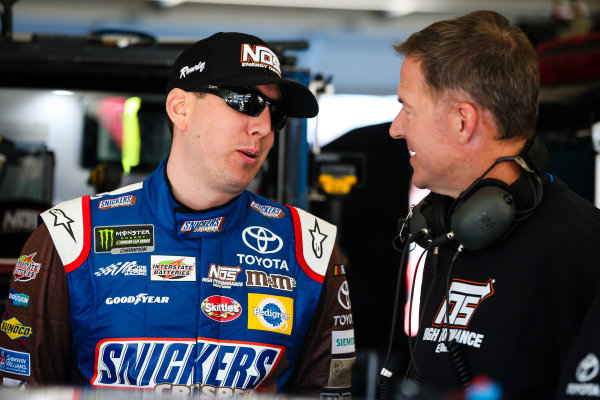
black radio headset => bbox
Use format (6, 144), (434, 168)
(407, 135), (550, 251)
(377, 135), (550, 397)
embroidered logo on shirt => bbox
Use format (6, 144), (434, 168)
(308, 219), (328, 259)
(150, 255), (196, 281)
(13, 253), (42, 282)
(48, 208), (76, 242)
(94, 261), (147, 277)
(0, 347), (30, 376)
(91, 338), (283, 390)
(180, 217), (224, 233)
(565, 353), (600, 396)
(248, 293), (293, 335)
(433, 278), (494, 328)
(98, 195), (136, 210)
(245, 270), (296, 292)
(241, 44), (281, 77)
(201, 295), (242, 322)
(8, 289), (29, 308)
(94, 225), (155, 254)
(201, 264), (242, 289)
(1, 318), (32, 341)
(242, 226), (283, 254)
(250, 201), (285, 219)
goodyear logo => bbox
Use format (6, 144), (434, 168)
(248, 293), (293, 335)
(94, 224), (154, 254)
(1, 318), (33, 340)
(92, 338), (283, 390)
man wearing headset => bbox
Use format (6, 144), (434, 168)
(388, 10), (600, 399)
(0, 32), (355, 397)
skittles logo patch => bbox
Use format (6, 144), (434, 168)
(201, 295), (242, 322)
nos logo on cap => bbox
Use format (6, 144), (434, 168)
(240, 44), (281, 77)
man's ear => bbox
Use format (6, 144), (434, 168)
(454, 101), (477, 144)
(166, 89), (188, 132)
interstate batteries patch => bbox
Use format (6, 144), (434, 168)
(94, 225), (155, 254)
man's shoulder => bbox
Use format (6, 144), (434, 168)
(542, 177), (600, 226)
(244, 191), (289, 220)
(89, 182), (144, 209)
(39, 195), (91, 272)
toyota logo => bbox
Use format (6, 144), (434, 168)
(242, 226), (283, 254)
(337, 281), (352, 310)
(577, 353), (600, 383)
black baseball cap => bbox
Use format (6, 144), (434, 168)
(166, 32), (318, 118)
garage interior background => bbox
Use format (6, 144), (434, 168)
(0, 0), (600, 398)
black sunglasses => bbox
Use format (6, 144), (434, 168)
(197, 85), (287, 132)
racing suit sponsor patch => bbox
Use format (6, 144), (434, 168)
(242, 226), (283, 254)
(249, 201), (285, 219)
(202, 264), (243, 289)
(333, 264), (346, 277)
(180, 216), (224, 233)
(331, 330), (355, 354)
(94, 224), (155, 254)
(8, 289), (30, 308)
(94, 261), (147, 277)
(327, 357), (355, 388)
(248, 294), (293, 335)
(150, 255), (196, 281)
(91, 338), (283, 390)
(245, 270), (296, 292)
(12, 253), (41, 282)
(1, 318), (32, 341)
(0, 347), (30, 376)
(98, 195), (136, 209)
(201, 296), (242, 322)
(104, 293), (169, 305)
(565, 353), (600, 397)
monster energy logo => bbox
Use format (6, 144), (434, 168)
(94, 224), (155, 254)
(97, 229), (114, 250)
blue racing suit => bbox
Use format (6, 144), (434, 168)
(0, 159), (355, 397)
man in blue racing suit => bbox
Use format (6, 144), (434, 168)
(0, 32), (355, 397)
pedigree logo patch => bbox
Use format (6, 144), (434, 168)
(248, 293), (293, 335)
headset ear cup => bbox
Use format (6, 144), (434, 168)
(428, 193), (453, 236)
(450, 183), (516, 250)
(408, 192), (454, 246)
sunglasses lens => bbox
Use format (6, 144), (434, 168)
(269, 105), (287, 131)
(225, 92), (265, 116)
(210, 86), (287, 131)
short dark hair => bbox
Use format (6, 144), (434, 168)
(394, 10), (539, 140)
